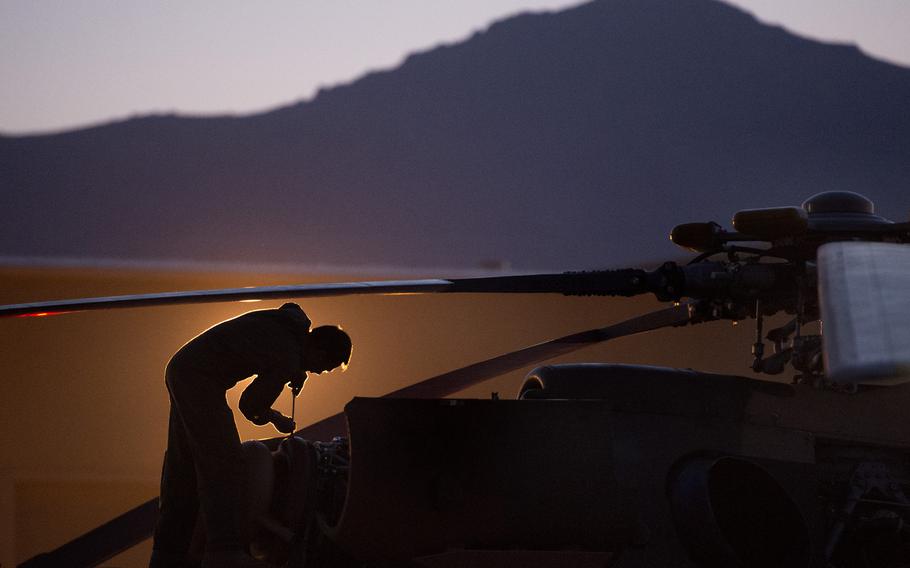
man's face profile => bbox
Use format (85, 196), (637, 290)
(306, 348), (334, 374)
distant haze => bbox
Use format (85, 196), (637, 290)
(1, 0), (908, 134)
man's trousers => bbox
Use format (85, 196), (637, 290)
(152, 358), (247, 555)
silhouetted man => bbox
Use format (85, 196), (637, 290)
(150, 303), (352, 568)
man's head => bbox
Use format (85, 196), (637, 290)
(304, 326), (352, 374)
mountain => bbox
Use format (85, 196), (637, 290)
(2, 0), (909, 270)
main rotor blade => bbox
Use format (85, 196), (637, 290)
(297, 300), (702, 438)
(17, 498), (159, 568)
(387, 301), (700, 398)
(818, 242), (910, 384)
(0, 279), (453, 318)
(0, 270), (649, 318)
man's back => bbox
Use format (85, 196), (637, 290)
(170, 305), (311, 389)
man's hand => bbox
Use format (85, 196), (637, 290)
(289, 372), (306, 397)
(268, 410), (296, 434)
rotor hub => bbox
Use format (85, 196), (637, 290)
(801, 191), (891, 231)
(802, 191), (874, 215)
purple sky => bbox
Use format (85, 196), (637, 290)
(1, 0), (908, 135)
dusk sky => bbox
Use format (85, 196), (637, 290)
(2, 0), (909, 135)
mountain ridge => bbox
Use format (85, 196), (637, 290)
(2, 0), (909, 270)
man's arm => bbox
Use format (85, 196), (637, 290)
(239, 373), (291, 428)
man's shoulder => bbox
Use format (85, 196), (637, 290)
(276, 303), (312, 331)
(227, 305), (312, 335)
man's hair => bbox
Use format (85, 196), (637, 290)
(310, 325), (353, 369)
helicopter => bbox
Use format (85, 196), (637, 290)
(8, 190), (910, 568)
